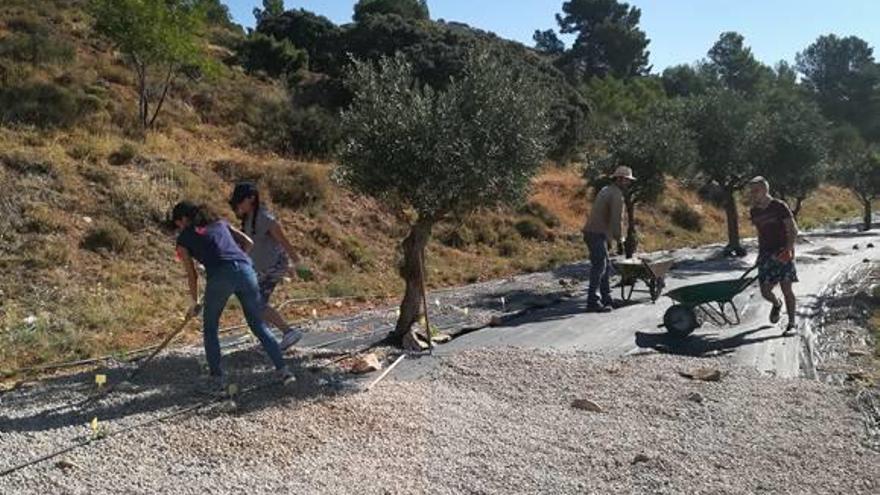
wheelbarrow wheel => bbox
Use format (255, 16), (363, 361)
(663, 304), (699, 338)
(649, 277), (666, 303)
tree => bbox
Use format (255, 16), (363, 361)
(238, 32), (307, 79)
(253, 0), (284, 24)
(758, 74), (829, 217)
(706, 32), (771, 95)
(89, 0), (209, 132)
(554, 0), (650, 79)
(830, 127), (880, 230)
(661, 63), (715, 98)
(339, 52), (549, 344)
(580, 75), (666, 130)
(353, 0), (430, 23)
(533, 29), (565, 55)
(257, 8), (343, 75)
(796, 35), (880, 141)
(683, 89), (768, 255)
(598, 100), (697, 256)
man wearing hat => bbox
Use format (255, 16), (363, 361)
(747, 176), (798, 333)
(582, 166), (635, 313)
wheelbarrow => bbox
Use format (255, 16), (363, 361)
(661, 265), (758, 338)
(612, 258), (675, 303)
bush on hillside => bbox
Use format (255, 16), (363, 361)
(108, 143), (138, 166)
(0, 82), (99, 128)
(82, 220), (131, 253)
(670, 202), (704, 232)
(514, 216), (550, 241)
(247, 100), (342, 158)
(267, 163), (330, 212)
(0, 29), (75, 67)
(517, 201), (561, 228)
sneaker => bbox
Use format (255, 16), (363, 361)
(603, 299), (624, 309)
(586, 304), (612, 313)
(769, 303), (782, 324)
(279, 367), (296, 386)
(280, 328), (304, 351)
(783, 321), (796, 335)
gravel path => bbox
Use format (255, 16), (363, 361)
(2, 347), (877, 494)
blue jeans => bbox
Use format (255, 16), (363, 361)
(203, 261), (285, 376)
(585, 232), (612, 307)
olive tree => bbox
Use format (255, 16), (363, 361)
(597, 100), (698, 257)
(830, 128), (880, 230)
(683, 89), (768, 255)
(340, 52), (550, 343)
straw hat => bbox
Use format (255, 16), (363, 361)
(612, 166), (636, 181)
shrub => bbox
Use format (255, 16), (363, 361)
(497, 237), (523, 257)
(22, 204), (67, 234)
(1, 151), (55, 176)
(670, 202), (704, 232)
(238, 32), (308, 78)
(26, 241), (71, 269)
(68, 142), (101, 163)
(0, 31), (75, 67)
(108, 180), (170, 231)
(82, 220), (131, 253)
(79, 164), (115, 187)
(108, 143), (138, 166)
(211, 159), (266, 182)
(0, 82), (97, 128)
(514, 216), (550, 241)
(340, 235), (375, 270)
(247, 100), (342, 159)
(517, 201), (560, 228)
(326, 276), (359, 298)
(437, 224), (476, 248)
(267, 163), (330, 212)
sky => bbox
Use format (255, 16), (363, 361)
(225, 1), (880, 72)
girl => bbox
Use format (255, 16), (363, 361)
(171, 201), (294, 391)
(228, 182), (305, 351)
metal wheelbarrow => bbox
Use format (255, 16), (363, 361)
(661, 265), (758, 338)
(612, 258), (675, 303)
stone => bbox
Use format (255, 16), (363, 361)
(571, 399), (603, 413)
(848, 349), (869, 357)
(631, 453), (650, 464)
(686, 392), (705, 403)
(55, 459), (81, 471)
(869, 243), (876, 248)
(680, 367), (723, 382)
(853, 244), (860, 250)
(431, 333), (452, 344)
(351, 353), (383, 374)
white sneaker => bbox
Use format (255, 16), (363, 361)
(279, 367), (296, 386)
(280, 328), (304, 351)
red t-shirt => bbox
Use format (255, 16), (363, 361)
(750, 199), (793, 256)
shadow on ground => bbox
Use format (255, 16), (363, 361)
(634, 325), (792, 357)
(0, 347), (350, 434)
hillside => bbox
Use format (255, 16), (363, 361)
(0, 1), (866, 372)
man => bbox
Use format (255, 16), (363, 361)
(747, 176), (798, 333)
(583, 166), (635, 313)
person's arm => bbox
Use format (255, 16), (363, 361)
(778, 204), (798, 262)
(267, 220), (302, 265)
(228, 225), (254, 253)
(178, 246), (200, 313)
(609, 189), (623, 242)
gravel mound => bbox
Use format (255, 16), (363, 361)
(1, 348), (877, 494)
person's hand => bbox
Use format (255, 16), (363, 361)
(776, 248), (794, 263)
(186, 301), (203, 318)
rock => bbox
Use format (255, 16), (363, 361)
(679, 367), (723, 382)
(431, 333), (452, 344)
(351, 353), (383, 374)
(631, 453), (650, 464)
(853, 244), (860, 250)
(869, 243), (876, 248)
(571, 398), (603, 413)
(334, 301), (343, 308)
(848, 349), (869, 357)
(686, 392), (705, 403)
(864, 259), (871, 263)
(55, 459), (81, 471)
(489, 316), (504, 327)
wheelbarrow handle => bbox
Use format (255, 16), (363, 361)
(738, 263), (759, 280)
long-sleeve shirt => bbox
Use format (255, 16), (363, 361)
(584, 184), (624, 240)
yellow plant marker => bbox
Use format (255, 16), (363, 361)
(90, 417), (99, 434)
(227, 383), (239, 397)
(95, 374), (107, 387)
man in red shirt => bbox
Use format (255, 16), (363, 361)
(747, 176), (798, 333)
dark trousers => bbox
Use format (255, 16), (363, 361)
(585, 232), (612, 307)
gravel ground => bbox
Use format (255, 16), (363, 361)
(2, 347), (877, 494)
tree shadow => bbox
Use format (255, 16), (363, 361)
(634, 325), (790, 358)
(0, 346), (350, 434)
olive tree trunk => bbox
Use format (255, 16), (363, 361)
(392, 218), (434, 341)
(723, 186), (744, 255)
(862, 198), (872, 231)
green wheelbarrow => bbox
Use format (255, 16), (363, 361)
(661, 265), (758, 338)
(612, 258), (675, 303)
